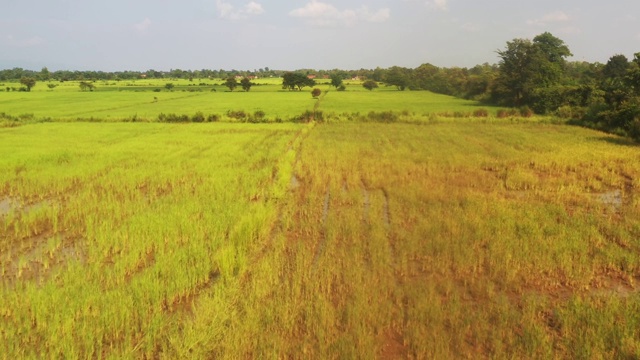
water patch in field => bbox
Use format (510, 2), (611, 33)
(0, 197), (51, 217)
(0, 197), (17, 216)
(2, 233), (84, 285)
(595, 189), (623, 212)
(290, 174), (300, 190)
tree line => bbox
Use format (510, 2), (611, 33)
(1, 32), (638, 138)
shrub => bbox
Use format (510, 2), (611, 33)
(497, 109), (518, 118)
(207, 114), (220, 122)
(362, 80), (379, 91)
(473, 108), (489, 117)
(191, 112), (205, 123)
(254, 110), (266, 120)
(158, 113), (189, 123)
(367, 111), (398, 123)
(227, 110), (248, 121)
(337, 85), (346, 91)
(311, 88), (322, 98)
(519, 106), (534, 118)
(294, 110), (323, 123)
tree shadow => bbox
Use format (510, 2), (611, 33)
(591, 136), (638, 147)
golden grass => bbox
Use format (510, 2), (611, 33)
(1, 121), (640, 358)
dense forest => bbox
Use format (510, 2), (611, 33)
(2, 32), (639, 139)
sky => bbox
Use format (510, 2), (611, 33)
(1, 0), (639, 71)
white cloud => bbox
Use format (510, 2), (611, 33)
(244, 2), (264, 15)
(427, 0), (448, 11)
(216, 0), (265, 20)
(5, 34), (44, 47)
(289, 1), (390, 26)
(527, 11), (570, 26)
(134, 18), (152, 32)
(461, 23), (480, 33)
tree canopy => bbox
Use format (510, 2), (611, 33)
(225, 77), (238, 91)
(282, 72), (315, 91)
(240, 77), (253, 92)
(19, 77), (36, 91)
(362, 80), (379, 91)
(492, 33), (572, 107)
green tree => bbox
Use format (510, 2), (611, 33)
(282, 72), (315, 91)
(225, 76), (238, 91)
(602, 54), (630, 81)
(362, 80), (379, 91)
(47, 83), (58, 91)
(627, 53), (640, 96)
(533, 32), (572, 64)
(384, 66), (412, 91)
(330, 74), (343, 88)
(165, 83), (174, 91)
(40, 67), (51, 81)
(240, 77), (253, 92)
(492, 33), (572, 107)
(20, 77), (36, 91)
(79, 81), (95, 91)
(601, 55), (632, 108)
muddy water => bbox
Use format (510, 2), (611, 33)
(597, 190), (623, 208)
(0, 197), (52, 217)
(0, 197), (16, 216)
(290, 174), (300, 190)
(594, 189), (625, 213)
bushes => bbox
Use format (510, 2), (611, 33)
(158, 112), (219, 123)
(226, 109), (271, 123)
(367, 111), (398, 122)
(226, 110), (247, 121)
(519, 106), (533, 118)
(473, 108), (489, 117)
(156, 110), (273, 123)
(293, 110), (323, 123)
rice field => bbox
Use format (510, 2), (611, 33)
(2, 119), (640, 358)
(0, 78), (485, 122)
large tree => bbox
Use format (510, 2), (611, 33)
(533, 32), (572, 64)
(492, 33), (572, 106)
(602, 54), (630, 81)
(384, 66), (412, 91)
(282, 72), (315, 91)
(20, 77), (36, 91)
(330, 74), (343, 89)
(240, 77), (253, 92)
(225, 76), (238, 91)
(39, 67), (51, 81)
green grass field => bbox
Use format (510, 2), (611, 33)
(0, 78), (491, 122)
(1, 118), (640, 358)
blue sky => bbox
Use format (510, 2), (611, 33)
(1, 0), (639, 71)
